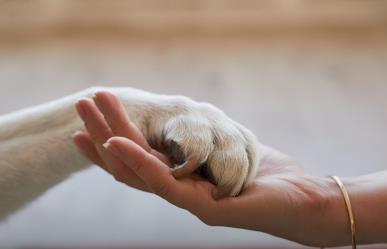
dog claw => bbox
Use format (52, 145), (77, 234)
(171, 157), (200, 179)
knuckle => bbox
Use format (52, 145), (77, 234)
(196, 208), (219, 227)
(113, 121), (130, 133)
(152, 182), (171, 199)
(89, 132), (100, 142)
(88, 127), (110, 142)
(113, 168), (126, 182)
(202, 217), (217, 227)
(99, 126), (112, 137)
(112, 171), (125, 182)
(113, 174), (124, 182)
(183, 196), (216, 225)
(130, 162), (143, 174)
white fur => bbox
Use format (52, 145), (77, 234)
(0, 87), (261, 220)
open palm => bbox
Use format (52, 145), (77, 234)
(73, 91), (342, 247)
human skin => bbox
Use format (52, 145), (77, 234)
(73, 91), (387, 247)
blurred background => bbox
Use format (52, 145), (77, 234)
(0, 0), (387, 248)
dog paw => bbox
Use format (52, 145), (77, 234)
(146, 97), (261, 199)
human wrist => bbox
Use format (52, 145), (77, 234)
(250, 175), (353, 247)
(340, 174), (387, 244)
(320, 174), (387, 247)
(320, 175), (367, 247)
(298, 176), (352, 247)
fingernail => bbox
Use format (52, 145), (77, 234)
(71, 131), (82, 139)
(73, 134), (86, 153)
(92, 93), (105, 112)
(91, 94), (98, 103)
(75, 99), (88, 120)
(78, 107), (87, 120)
(74, 142), (86, 153)
(103, 142), (120, 157)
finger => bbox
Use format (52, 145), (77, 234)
(75, 98), (146, 190)
(92, 91), (171, 165)
(75, 97), (115, 172)
(75, 98), (112, 144)
(105, 137), (220, 218)
(93, 91), (151, 152)
(72, 130), (147, 190)
(104, 137), (178, 201)
(72, 131), (106, 168)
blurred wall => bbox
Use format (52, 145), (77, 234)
(0, 1), (386, 248)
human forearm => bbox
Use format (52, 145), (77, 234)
(210, 171), (387, 247)
(313, 171), (387, 247)
(342, 171), (387, 244)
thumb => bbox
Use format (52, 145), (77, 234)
(104, 137), (179, 201)
(104, 136), (220, 224)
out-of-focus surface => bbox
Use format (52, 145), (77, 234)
(0, 1), (386, 248)
(1, 0), (387, 38)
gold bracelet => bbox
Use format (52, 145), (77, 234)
(330, 175), (357, 249)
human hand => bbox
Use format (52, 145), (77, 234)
(103, 138), (350, 247)
(74, 88), (260, 198)
(73, 91), (170, 192)
(73, 91), (350, 247)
